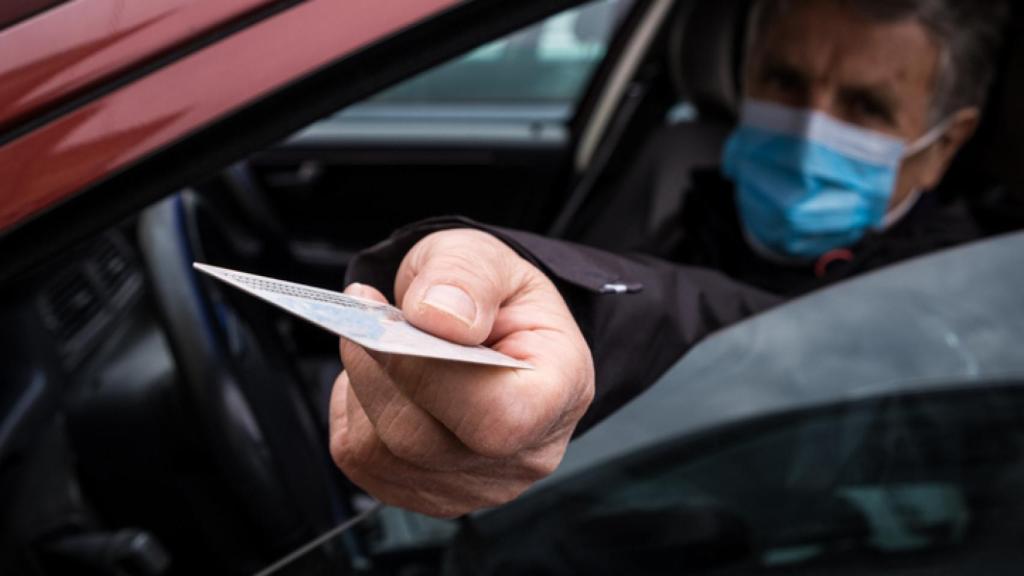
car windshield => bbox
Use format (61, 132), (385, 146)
(445, 383), (1024, 575)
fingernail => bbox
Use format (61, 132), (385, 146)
(422, 284), (476, 326)
(345, 283), (371, 298)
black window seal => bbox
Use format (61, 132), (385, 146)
(0, 0), (71, 33)
(0, 0), (590, 285)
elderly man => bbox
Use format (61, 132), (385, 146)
(330, 0), (1009, 517)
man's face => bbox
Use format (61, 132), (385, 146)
(744, 0), (976, 209)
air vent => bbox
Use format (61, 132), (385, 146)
(36, 232), (141, 367)
(93, 235), (133, 295)
(40, 269), (103, 345)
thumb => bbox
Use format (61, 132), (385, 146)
(395, 229), (528, 346)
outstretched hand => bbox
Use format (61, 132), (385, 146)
(330, 229), (594, 517)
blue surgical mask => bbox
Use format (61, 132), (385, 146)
(722, 99), (948, 261)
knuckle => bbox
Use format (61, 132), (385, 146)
(561, 344), (596, 415)
(575, 361), (597, 411)
(380, 428), (425, 465)
(461, 428), (513, 459)
(461, 404), (538, 459)
(520, 454), (561, 482)
(514, 436), (569, 483)
(437, 255), (502, 296)
(329, 434), (359, 475)
(423, 232), (512, 286)
(330, 428), (375, 478)
(478, 481), (531, 510)
(373, 399), (453, 469)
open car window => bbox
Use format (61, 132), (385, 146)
(336, 0), (631, 122)
(369, 0), (627, 105)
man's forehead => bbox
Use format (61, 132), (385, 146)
(754, 0), (940, 90)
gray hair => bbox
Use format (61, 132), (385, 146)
(751, 0), (1010, 121)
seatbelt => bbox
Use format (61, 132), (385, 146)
(548, 81), (648, 238)
(252, 501), (384, 576)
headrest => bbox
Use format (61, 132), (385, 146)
(941, 7), (1024, 233)
(668, 0), (752, 121)
(982, 14), (1024, 192)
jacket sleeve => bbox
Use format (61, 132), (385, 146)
(345, 217), (782, 434)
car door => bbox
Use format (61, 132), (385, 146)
(447, 231), (1024, 575)
(0, 1), (639, 572)
(0, 0), (613, 282)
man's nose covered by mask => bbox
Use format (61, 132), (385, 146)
(722, 100), (950, 261)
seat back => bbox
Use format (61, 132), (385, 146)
(961, 8), (1024, 233)
(571, 0), (751, 251)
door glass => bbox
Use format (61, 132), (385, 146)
(355, 0), (630, 109)
(451, 385), (1024, 574)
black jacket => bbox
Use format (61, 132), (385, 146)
(664, 170), (985, 296)
(346, 175), (983, 433)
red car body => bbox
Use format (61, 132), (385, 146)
(0, 0), (459, 232)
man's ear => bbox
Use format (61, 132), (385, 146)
(919, 107), (981, 189)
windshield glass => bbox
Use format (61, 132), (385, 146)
(446, 384), (1024, 575)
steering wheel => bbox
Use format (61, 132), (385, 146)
(137, 190), (358, 573)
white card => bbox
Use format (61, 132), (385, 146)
(193, 263), (533, 370)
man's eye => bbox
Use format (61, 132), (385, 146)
(847, 94), (894, 124)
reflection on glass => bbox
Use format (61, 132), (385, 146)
(368, 0), (628, 105)
(447, 385), (1024, 575)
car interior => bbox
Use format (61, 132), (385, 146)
(1, 0), (1021, 574)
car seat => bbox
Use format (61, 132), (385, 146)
(567, 0), (751, 252)
(940, 6), (1024, 234)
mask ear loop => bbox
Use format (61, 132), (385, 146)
(882, 117), (955, 230)
(903, 116), (954, 158)
(881, 187), (924, 229)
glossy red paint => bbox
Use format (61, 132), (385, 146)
(0, 0), (459, 232)
(0, 0), (278, 131)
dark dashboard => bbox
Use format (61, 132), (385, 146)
(0, 228), (183, 574)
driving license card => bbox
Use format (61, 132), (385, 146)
(193, 263), (532, 370)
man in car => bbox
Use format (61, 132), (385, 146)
(329, 0), (1010, 517)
